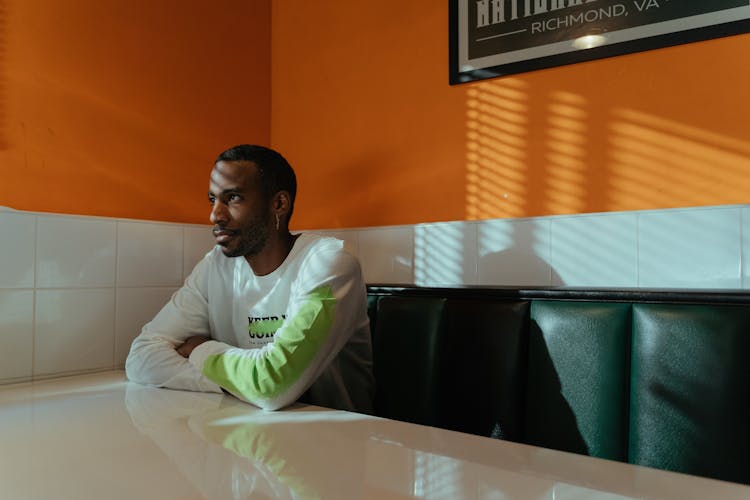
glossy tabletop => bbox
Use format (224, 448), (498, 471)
(1, 371), (748, 500)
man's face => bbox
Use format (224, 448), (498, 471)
(208, 160), (271, 258)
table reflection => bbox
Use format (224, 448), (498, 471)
(125, 384), (640, 500)
(2, 373), (745, 499)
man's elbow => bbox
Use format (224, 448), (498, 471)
(257, 400), (287, 411)
(124, 349), (160, 386)
(124, 355), (146, 384)
(234, 389), (295, 411)
(124, 338), (177, 386)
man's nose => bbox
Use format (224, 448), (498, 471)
(210, 201), (228, 225)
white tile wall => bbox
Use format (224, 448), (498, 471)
(359, 205), (747, 289)
(550, 213), (638, 287)
(358, 226), (414, 284)
(415, 221), (477, 286)
(114, 287), (178, 367)
(0, 205), (748, 384)
(743, 207), (750, 289)
(0, 210), (212, 385)
(0, 212), (36, 288)
(36, 215), (117, 288)
(477, 218), (552, 286)
(638, 207), (741, 288)
(34, 288), (116, 376)
(184, 225), (217, 278)
(117, 221), (184, 287)
(0, 290), (34, 381)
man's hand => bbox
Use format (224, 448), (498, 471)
(176, 335), (210, 358)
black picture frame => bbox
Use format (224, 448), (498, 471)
(450, 0), (750, 85)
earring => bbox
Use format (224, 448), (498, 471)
(275, 213), (280, 231)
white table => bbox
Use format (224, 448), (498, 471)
(1, 371), (748, 499)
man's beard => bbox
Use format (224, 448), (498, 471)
(218, 215), (271, 258)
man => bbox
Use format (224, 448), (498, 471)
(125, 145), (374, 413)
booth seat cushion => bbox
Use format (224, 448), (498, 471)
(371, 295), (529, 436)
(629, 304), (750, 484)
(438, 299), (529, 440)
(372, 296), (447, 426)
(525, 301), (631, 461)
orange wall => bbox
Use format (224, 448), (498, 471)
(272, 1), (750, 229)
(4, 2), (748, 228)
(1, 0), (271, 224)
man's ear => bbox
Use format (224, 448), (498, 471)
(273, 191), (291, 216)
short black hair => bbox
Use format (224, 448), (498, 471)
(215, 144), (297, 220)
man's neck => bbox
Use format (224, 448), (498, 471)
(245, 231), (298, 276)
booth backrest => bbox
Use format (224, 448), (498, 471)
(371, 296), (446, 427)
(629, 303), (750, 484)
(526, 301), (631, 462)
(367, 286), (750, 485)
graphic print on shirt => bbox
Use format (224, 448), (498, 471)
(248, 315), (286, 346)
(203, 286), (336, 403)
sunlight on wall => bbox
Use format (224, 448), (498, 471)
(543, 91), (588, 214)
(465, 81), (593, 220)
(549, 214), (637, 287)
(637, 209), (741, 288)
(466, 78), (529, 219)
(414, 223), (471, 286)
(413, 225), (458, 286)
(478, 218), (553, 285)
(478, 218), (549, 257)
(607, 108), (750, 209)
(465, 74), (750, 223)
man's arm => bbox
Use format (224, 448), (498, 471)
(176, 335), (210, 358)
(186, 247), (368, 410)
(125, 254), (223, 394)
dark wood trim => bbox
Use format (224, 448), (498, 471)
(367, 284), (750, 305)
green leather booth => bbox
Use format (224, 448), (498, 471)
(367, 286), (750, 485)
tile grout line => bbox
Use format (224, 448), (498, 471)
(31, 214), (38, 381)
(636, 214), (641, 287)
(547, 220), (553, 286)
(473, 222), (479, 285)
(740, 209), (744, 289)
(113, 221), (120, 370)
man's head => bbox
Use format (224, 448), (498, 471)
(209, 145), (297, 259)
(215, 145), (297, 219)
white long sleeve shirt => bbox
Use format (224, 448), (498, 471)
(125, 233), (374, 413)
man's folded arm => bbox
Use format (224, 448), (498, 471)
(125, 260), (223, 394)
(188, 254), (363, 410)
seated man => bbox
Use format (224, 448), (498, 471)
(126, 145), (374, 413)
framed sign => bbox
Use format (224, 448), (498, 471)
(450, 0), (750, 84)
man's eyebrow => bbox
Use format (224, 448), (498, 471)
(208, 188), (244, 197)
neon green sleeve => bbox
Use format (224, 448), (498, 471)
(187, 241), (371, 412)
(195, 286), (336, 410)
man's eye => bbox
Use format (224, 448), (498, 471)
(228, 194), (241, 202)
(208, 197), (216, 205)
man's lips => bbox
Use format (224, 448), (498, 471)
(213, 228), (238, 244)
